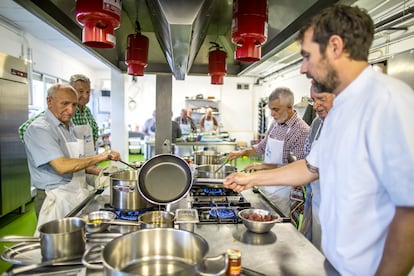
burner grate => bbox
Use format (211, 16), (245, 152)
(101, 204), (163, 221)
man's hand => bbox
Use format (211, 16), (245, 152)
(223, 172), (253, 193)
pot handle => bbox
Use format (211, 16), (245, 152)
(197, 252), (228, 276)
(82, 244), (104, 270)
(0, 235), (40, 243)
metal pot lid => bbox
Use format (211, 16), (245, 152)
(138, 154), (193, 205)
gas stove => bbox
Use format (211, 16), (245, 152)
(100, 203), (163, 221)
(188, 186), (251, 224)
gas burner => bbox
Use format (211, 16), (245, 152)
(203, 188), (223, 195)
(115, 210), (141, 221)
(101, 204), (163, 221)
(209, 208), (236, 219)
(189, 184), (252, 224)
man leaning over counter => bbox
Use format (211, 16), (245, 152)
(23, 84), (121, 235)
(227, 87), (309, 218)
(224, 4), (414, 275)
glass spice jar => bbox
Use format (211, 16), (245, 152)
(226, 249), (241, 276)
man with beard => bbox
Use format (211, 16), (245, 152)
(224, 4), (414, 275)
(227, 87), (309, 218)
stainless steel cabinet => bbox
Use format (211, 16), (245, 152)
(0, 52), (31, 217)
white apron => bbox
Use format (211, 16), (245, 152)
(74, 124), (95, 186)
(35, 127), (91, 236)
(203, 119), (214, 132)
(180, 121), (191, 134)
(260, 135), (292, 216)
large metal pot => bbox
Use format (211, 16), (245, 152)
(196, 164), (237, 179)
(0, 217), (85, 261)
(193, 150), (224, 165)
(82, 228), (227, 275)
(110, 170), (152, 211)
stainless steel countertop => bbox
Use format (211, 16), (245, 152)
(74, 187), (338, 276)
(5, 188), (338, 275)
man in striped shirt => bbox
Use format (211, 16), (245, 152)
(227, 87), (309, 217)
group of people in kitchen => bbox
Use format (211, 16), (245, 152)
(142, 106), (218, 142)
(18, 4), (413, 275)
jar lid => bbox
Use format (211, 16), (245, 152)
(227, 249), (241, 259)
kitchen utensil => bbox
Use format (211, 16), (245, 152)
(195, 164), (237, 179)
(83, 210), (140, 233)
(238, 209), (280, 234)
(110, 170), (152, 211)
(138, 154), (193, 205)
(213, 158), (229, 173)
(118, 160), (138, 170)
(137, 210), (175, 229)
(0, 217), (86, 261)
(82, 228), (227, 275)
(8, 255), (81, 275)
(174, 209), (199, 232)
(193, 150), (224, 165)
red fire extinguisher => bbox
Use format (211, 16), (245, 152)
(75, 0), (122, 48)
(126, 21), (149, 76)
(208, 42), (227, 85)
(232, 0), (268, 62)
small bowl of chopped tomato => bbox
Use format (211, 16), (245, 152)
(238, 208), (280, 234)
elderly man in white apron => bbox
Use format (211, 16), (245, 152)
(23, 84), (120, 236)
(227, 87), (309, 217)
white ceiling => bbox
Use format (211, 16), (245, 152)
(0, 0), (109, 71)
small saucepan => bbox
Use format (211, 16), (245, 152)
(0, 217), (85, 261)
(83, 211), (140, 233)
(196, 164), (237, 179)
(137, 210), (175, 229)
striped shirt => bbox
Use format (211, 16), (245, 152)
(18, 106), (99, 142)
(253, 111), (310, 164)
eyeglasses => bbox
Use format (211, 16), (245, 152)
(308, 96), (328, 106)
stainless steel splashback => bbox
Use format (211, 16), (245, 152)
(0, 52), (31, 217)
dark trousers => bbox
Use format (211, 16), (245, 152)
(34, 189), (46, 218)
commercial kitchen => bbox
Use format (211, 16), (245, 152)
(0, 0), (414, 275)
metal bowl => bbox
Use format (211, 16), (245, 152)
(238, 209), (280, 234)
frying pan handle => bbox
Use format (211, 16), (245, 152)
(82, 244), (105, 270)
(197, 252), (228, 276)
(0, 235), (40, 243)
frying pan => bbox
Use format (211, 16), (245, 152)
(138, 154), (193, 205)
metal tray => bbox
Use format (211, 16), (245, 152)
(1, 242), (81, 266)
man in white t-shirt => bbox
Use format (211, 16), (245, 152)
(224, 5), (414, 275)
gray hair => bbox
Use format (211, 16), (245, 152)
(268, 87), (294, 106)
(69, 74), (90, 86)
(47, 83), (78, 98)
